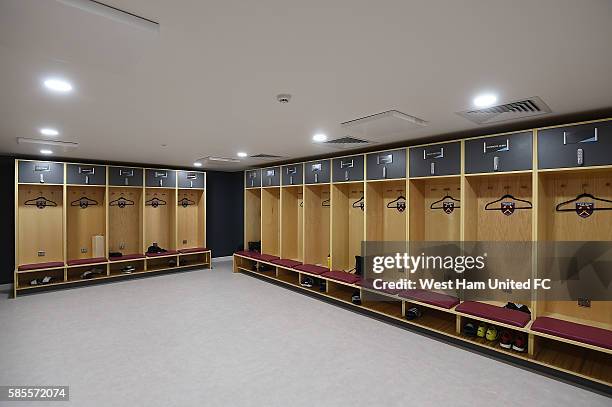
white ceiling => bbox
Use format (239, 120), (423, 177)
(1, 0), (611, 170)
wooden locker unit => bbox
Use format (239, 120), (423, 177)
(365, 179), (407, 242)
(177, 189), (206, 250)
(108, 187), (143, 255)
(408, 177), (461, 242)
(66, 185), (107, 261)
(304, 184), (331, 266)
(280, 185), (303, 261)
(331, 182), (364, 271)
(144, 188), (177, 251)
(261, 187), (280, 256)
(244, 188), (262, 249)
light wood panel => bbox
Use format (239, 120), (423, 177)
(409, 177), (461, 241)
(66, 186), (106, 260)
(261, 188), (280, 256)
(17, 185), (64, 265)
(280, 186), (302, 261)
(365, 180), (406, 241)
(304, 184), (330, 266)
(144, 188), (176, 250)
(177, 189), (205, 250)
(108, 187), (143, 254)
(244, 188), (261, 247)
(331, 182), (364, 271)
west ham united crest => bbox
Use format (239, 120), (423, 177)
(443, 202), (455, 214)
(576, 202), (594, 218)
(501, 201), (515, 216)
(396, 201), (406, 212)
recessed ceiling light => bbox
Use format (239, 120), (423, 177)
(40, 149), (53, 155)
(312, 133), (327, 142)
(237, 152), (248, 158)
(43, 78), (73, 93)
(193, 162), (202, 167)
(40, 128), (59, 136)
(473, 93), (497, 108)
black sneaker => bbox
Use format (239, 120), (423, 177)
(300, 277), (314, 288)
(516, 304), (531, 315)
(406, 307), (422, 320)
(504, 302), (519, 311)
(351, 291), (361, 305)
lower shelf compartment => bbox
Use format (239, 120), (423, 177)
(180, 252), (210, 267)
(109, 260), (146, 276)
(276, 267), (299, 286)
(146, 256), (179, 272)
(17, 269), (66, 290)
(361, 292), (403, 319)
(66, 265), (108, 283)
(327, 281), (357, 304)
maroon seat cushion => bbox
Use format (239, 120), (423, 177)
(356, 278), (403, 295)
(18, 261), (64, 271)
(532, 317), (612, 350)
(146, 250), (178, 257)
(271, 259), (302, 268)
(455, 301), (531, 327)
(67, 257), (107, 266)
(258, 254), (280, 262)
(235, 250), (260, 259)
(109, 253), (145, 262)
(398, 289), (460, 309)
(322, 270), (361, 285)
(178, 247), (209, 254)
(293, 264), (329, 275)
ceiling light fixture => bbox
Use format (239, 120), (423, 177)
(40, 128), (59, 136)
(473, 93), (498, 108)
(312, 133), (327, 142)
(40, 149), (53, 155)
(193, 162), (202, 167)
(237, 152), (248, 158)
(43, 78), (73, 93)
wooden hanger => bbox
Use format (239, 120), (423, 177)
(178, 196), (196, 208)
(322, 198), (330, 207)
(352, 196), (365, 211)
(387, 192), (406, 212)
(145, 196), (167, 208)
(70, 196), (99, 209)
(25, 196), (58, 209)
(555, 192), (612, 218)
(484, 194), (532, 216)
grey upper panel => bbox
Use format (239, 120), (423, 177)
(465, 132), (533, 174)
(367, 149), (406, 180)
(332, 154), (364, 182)
(66, 163), (106, 185)
(261, 167), (281, 187)
(109, 166), (144, 187)
(178, 170), (205, 189)
(304, 159), (331, 184)
(281, 163), (303, 186)
(18, 161), (64, 184)
(409, 142), (460, 177)
(145, 169), (177, 188)
(245, 169), (261, 188)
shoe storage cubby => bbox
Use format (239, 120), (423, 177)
(244, 188), (261, 248)
(280, 186), (303, 262)
(304, 184), (331, 266)
(108, 187), (143, 256)
(17, 184), (64, 266)
(457, 316), (529, 356)
(238, 118), (612, 388)
(14, 161), (210, 297)
(146, 256), (178, 272)
(177, 189), (206, 251)
(66, 186), (107, 261)
(109, 259), (145, 276)
(261, 187), (280, 257)
(331, 182), (364, 272)
(145, 189), (177, 251)
(536, 168), (612, 331)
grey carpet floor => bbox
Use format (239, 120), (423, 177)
(0, 259), (609, 407)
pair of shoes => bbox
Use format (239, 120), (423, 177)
(504, 302), (531, 315)
(464, 321), (478, 336)
(300, 277), (314, 288)
(500, 330), (527, 352)
(30, 276), (54, 285)
(122, 265), (136, 273)
(406, 307), (422, 320)
(477, 322), (499, 341)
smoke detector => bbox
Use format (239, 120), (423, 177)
(276, 94), (292, 104)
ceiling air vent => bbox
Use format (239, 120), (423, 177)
(250, 153), (283, 159)
(321, 136), (372, 150)
(341, 110), (428, 139)
(457, 97), (551, 124)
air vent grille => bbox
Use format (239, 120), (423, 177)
(324, 136), (369, 145)
(457, 97), (551, 124)
(250, 153), (283, 159)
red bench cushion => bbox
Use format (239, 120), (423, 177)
(235, 250), (260, 259)
(109, 253), (145, 261)
(532, 317), (612, 350)
(146, 250), (178, 257)
(67, 257), (107, 266)
(398, 289), (460, 309)
(18, 261), (64, 271)
(270, 259), (302, 268)
(322, 270), (361, 285)
(178, 247), (209, 254)
(293, 264), (329, 275)
(258, 254), (280, 262)
(356, 278), (402, 295)
(455, 301), (531, 327)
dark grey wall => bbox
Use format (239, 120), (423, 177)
(0, 158), (243, 285)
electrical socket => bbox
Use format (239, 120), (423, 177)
(37, 251), (46, 257)
(578, 297), (591, 308)
(81, 248), (88, 253)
